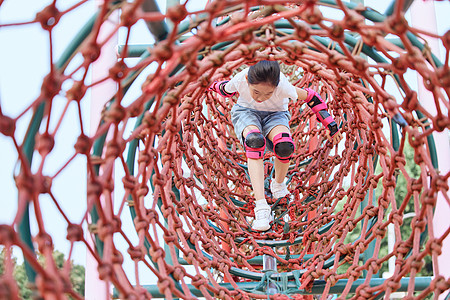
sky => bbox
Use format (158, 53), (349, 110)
(0, 0), (448, 288)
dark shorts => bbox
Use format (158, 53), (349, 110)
(230, 104), (291, 150)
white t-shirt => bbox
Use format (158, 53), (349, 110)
(225, 68), (297, 112)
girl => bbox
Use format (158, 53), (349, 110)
(209, 60), (342, 231)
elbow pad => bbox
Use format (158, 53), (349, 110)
(208, 80), (236, 97)
(304, 88), (337, 135)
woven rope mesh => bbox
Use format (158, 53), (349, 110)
(0, 0), (449, 299)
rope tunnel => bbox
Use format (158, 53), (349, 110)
(0, 1), (449, 299)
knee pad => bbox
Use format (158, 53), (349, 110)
(273, 132), (294, 163)
(244, 129), (266, 159)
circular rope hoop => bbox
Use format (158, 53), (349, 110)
(0, 1), (449, 299)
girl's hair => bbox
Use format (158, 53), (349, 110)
(247, 60), (280, 87)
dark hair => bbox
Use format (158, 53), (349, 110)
(247, 60), (280, 87)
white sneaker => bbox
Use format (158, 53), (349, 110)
(270, 180), (289, 198)
(252, 204), (272, 231)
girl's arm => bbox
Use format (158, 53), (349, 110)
(295, 87), (342, 144)
(296, 87), (309, 102)
(208, 80), (236, 97)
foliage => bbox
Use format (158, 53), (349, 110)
(373, 136), (432, 277)
(333, 136), (433, 298)
(0, 248), (85, 299)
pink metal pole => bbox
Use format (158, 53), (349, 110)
(410, 1), (450, 293)
(85, 2), (119, 299)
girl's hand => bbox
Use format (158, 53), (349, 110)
(326, 130), (343, 145)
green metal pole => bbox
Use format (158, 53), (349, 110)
(112, 277), (432, 298)
(384, 0), (416, 16)
(142, 0), (169, 41)
(178, 254), (314, 266)
(18, 11), (99, 285)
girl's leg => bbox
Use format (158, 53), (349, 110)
(267, 125), (293, 198)
(243, 125), (272, 231)
(273, 155), (290, 183)
(243, 125), (265, 201)
(267, 125), (292, 183)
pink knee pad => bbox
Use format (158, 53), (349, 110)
(273, 132), (295, 163)
(244, 129), (266, 159)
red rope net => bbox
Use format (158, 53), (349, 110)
(0, 1), (449, 299)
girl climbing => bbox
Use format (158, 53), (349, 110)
(209, 60), (342, 231)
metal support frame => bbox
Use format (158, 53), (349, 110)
(112, 277), (432, 299)
(17, 0), (445, 298)
(263, 253), (278, 295)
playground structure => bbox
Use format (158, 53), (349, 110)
(0, 0), (449, 299)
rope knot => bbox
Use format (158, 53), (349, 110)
(395, 240), (412, 255)
(301, 5), (322, 25)
(134, 217), (149, 233)
(82, 40), (101, 62)
(410, 255), (424, 272)
(166, 4), (187, 23)
(149, 247), (165, 261)
(34, 175), (53, 194)
(386, 13), (409, 35)
(74, 134), (92, 155)
(143, 112), (162, 132)
(136, 184), (149, 199)
(0, 225), (17, 245)
(87, 179), (103, 198)
(120, 3), (139, 27)
(353, 56), (368, 72)
(191, 275), (207, 288)
(386, 279), (402, 291)
(105, 140), (123, 159)
(366, 258), (380, 274)
(66, 224), (83, 242)
(344, 10), (364, 31)
(127, 246), (145, 261)
(35, 273), (64, 299)
(0, 115), (15, 137)
(0, 277), (19, 299)
(427, 239), (442, 256)
(172, 265), (186, 281)
(357, 286), (372, 298)
(152, 40), (173, 61)
(163, 92), (180, 106)
(122, 175), (137, 191)
(35, 4), (60, 30)
(373, 224), (387, 237)
(347, 265), (360, 279)
(112, 249), (124, 265)
(157, 278), (175, 294)
(412, 217), (426, 232)
(41, 72), (63, 100)
(294, 22), (310, 41)
(109, 60), (128, 82)
(434, 276), (449, 294)
(330, 22), (345, 40)
(36, 232), (53, 253)
(364, 205), (378, 218)
(97, 219), (115, 241)
(105, 103), (126, 124)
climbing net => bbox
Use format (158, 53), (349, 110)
(0, 0), (449, 299)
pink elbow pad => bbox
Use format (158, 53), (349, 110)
(304, 88), (337, 130)
(304, 88), (328, 112)
(208, 80), (236, 97)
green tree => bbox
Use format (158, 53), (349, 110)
(0, 248), (85, 299)
(374, 138), (432, 277)
(336, 136), (432, 298)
